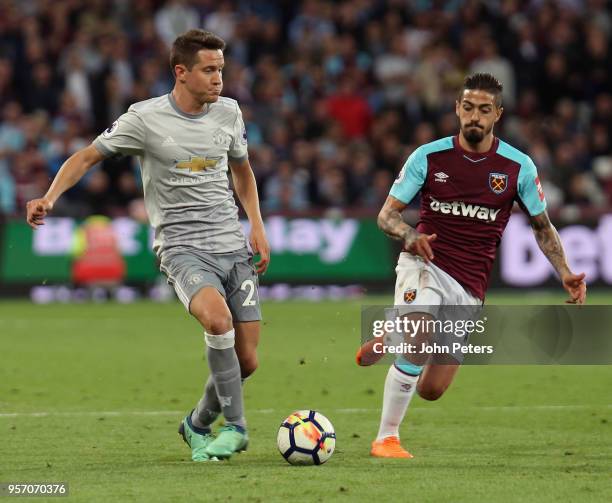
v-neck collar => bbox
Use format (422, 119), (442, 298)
(453, 135), (499, 162)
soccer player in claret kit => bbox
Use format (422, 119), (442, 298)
(356, 73), (587, 459)
(26, 30), (270, 462)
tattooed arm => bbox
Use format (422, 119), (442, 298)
(377, 196), (437, 263)
(530, 211), (587, 304)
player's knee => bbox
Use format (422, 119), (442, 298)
(191, 305), (233, 334)
(191, 306), (233, 335)
(205, 315), (234, 335)
(417, 383), (446, 401)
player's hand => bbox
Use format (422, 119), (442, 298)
(406, 233), (437, 263)
(250, 223), (270, 274)
(26, 197), (54, 229)
(561, 271), (586, 304)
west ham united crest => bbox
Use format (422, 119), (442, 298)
(404, 289), (417, 303)
(489, 172), (508, 194)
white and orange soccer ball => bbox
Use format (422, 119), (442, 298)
(277, 410), (336, 465)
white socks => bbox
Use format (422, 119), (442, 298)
(376, 364), (419, 441)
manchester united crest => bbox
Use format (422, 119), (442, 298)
(489, 172), (508, 194)
(403, 288), (417, 303)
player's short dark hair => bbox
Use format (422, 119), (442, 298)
(461, 73), (503, 107)
(170, 29), (226, 76)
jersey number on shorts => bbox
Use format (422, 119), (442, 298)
(241, 279), (257, 306)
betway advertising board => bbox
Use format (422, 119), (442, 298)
(1, 214), (611, 287)
(0, 216), (394, 284)
(498, 214), (612, 287)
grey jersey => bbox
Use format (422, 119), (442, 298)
(93, 93), (249, 256)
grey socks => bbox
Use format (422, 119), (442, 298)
(193, 329), (245, 430)
(192, 376), (220, 429)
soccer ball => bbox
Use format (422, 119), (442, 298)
(277, 410), (336, 465)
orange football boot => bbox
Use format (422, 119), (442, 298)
(370, 436), (414, 458)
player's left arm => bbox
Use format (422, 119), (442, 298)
(229, 157), (270, 274)
(517, 155), (586, 303)
(529, 211), (586, 304)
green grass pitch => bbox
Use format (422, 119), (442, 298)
(1, 292), (611, 502)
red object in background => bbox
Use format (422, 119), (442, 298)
(72, 222), (126, 285)
(535, 176), (545, 201)
(325, 80), (372, 139)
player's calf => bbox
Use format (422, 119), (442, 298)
(416, 383), (446, 401)
(238, 354), (258, 378)
(416, 362), (460, 401)
(234, 320), (260, 378)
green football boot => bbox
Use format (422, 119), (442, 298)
(204, 424), (249, 459)
(178, 412), (216, 462)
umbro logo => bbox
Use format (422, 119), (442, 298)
(161, 136), (177, 146)
(434, 171), (449, 182)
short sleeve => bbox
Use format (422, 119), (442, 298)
(517, 156), (547, 216)
(93, 108), (146, 157)
(228, 105), (248, 162)
(389, 147), (427, 204)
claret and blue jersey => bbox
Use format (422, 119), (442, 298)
(390, 135), (547, 300)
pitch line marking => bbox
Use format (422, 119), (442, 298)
(0, 404), (610, 418)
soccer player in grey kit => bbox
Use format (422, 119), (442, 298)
(26, 30), (269, 461)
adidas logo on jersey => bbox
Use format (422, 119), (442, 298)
(429, 197), (501, 222)
(161, 136), (177, 146)
(434, 171), (449, 182)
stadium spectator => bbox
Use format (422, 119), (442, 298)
(154, 0), (200, 48)
(262, 160), (310, 212)
(325, 75), (372, 139)
(1, 0), (611, 217)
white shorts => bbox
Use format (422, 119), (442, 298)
(393, 252), (481, 314)
(392, 253), (483, 363)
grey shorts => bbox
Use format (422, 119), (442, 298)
(159, 246), (261, 322)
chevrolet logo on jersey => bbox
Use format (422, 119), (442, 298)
(175, 156), (219, 172)
(429, 197), (501, 222)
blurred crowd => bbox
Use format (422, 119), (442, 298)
(0, 0), (611, 220)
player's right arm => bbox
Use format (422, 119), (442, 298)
(377, 196), (436, 263)
(378, 147), (437, 263)
(26, 144), (105, 228)
(26, 109), (145, 229)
